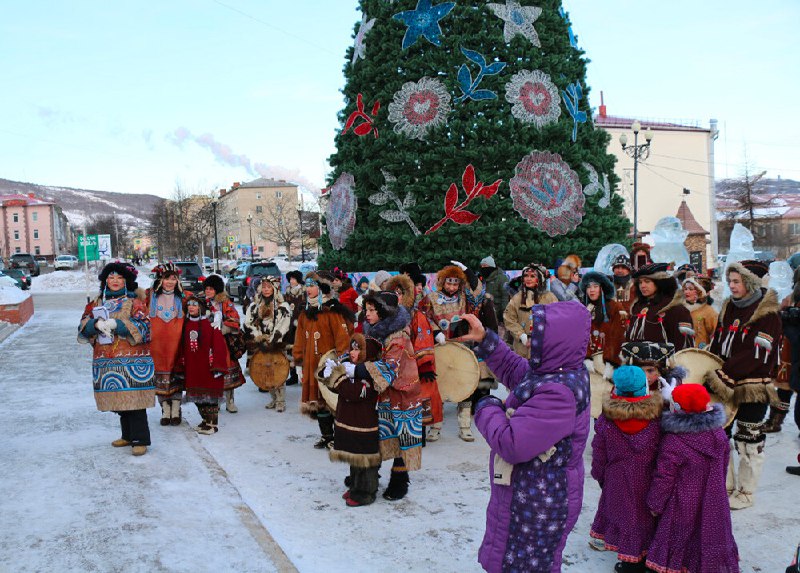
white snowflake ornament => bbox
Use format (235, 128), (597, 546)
(487, 0), (543, 47)
(352, 13), (376, 66)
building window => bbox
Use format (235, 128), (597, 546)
(256, 193), (262, 200)
(14, 230), (19, 240)
(276, 191), (282, 199)
(258, 246), (265, 253)
(32, 212), (38, 222)
(15, 247), (21, 253)
(34, 229), (39, 239)
(34, 246), (41, 255)
(13, 213), (18, 222)
(789, 222), (800, 235)
(256, 205), (263, 214)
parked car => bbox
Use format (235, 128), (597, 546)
(54, 255), (79, 271)
(35, 255), (48, 267)
(9, 253), (40, 276)
(202, 256), (215, 272)
(225, 261), (281, 302)
(173, 261), (206, 294)
(4, 268), (31, 290)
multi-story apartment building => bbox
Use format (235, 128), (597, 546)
(0, 193), (75, 260)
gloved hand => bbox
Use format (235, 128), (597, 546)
(450, 260), (467, 271)
(519, 333), (528, 347)
(97, 318), (116, 337)
(211, 311), (223, 330)
(323, 359), (336, 378)
(435, 332), (446, 346)
(344, 362), (356, 379)
(213, 371), (224, 379)
(583, 359), (595, 374)
(661, 378), (678, 403)
(603, 361), (614, 381)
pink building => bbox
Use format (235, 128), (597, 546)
(0, 193), (74, 261)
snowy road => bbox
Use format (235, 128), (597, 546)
(1, 293), (797, 572)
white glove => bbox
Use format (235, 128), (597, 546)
(296, 366), (303, 380)
(450, 260), (467, 271)
(519, 333), (528, 346)
(322, 359), (336, 378)
(435, 332), (446, 346)
(97, 318), (116, 337)
(344, 362), (356, 379)
(211, 311), (223, 330)
(603, 362), (614, 381)
(583, 359), (595, 374)
(661, 378), (678, 403)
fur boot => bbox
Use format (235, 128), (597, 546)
(762, 402), (790, 433)
(427, 423), (442, 442)
(160, 400), (171, 426)
(169, 399), (182, 426)
(225, 389), (238, 413)
(286, 367), (298, 386)
(457, 402), (475, 442)
(729, 441), (765, 509)
(347, 466), (379, 506)
(614, 561), (646, 573)
(265, 389), (277, 409)
(383, 467), (410, 501)
(275, 386), (285, 412)
(314, 412), (334, 449)
(726, 446), (736, 496)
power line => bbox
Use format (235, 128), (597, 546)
(650, 152), (800, 174)
(641, 164), (709, 197)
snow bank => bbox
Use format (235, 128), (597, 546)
(0, 284), (30, 304)
(31, 269), (153, 293)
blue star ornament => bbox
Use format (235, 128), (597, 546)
(393, 0), (456, 50)
(487, 0), (543, 47)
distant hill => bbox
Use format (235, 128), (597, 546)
(0, 177), (162, 230)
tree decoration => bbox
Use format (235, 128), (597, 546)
(455, 47), (507, 104)
(393, 0), (456, 50)
(388, 77), (451, 140)
(343, 93), (380, 138)
(561, 81), (587, 142)
(425, 164), (502, 234)
(558, 6), (578, 49)
(352, 13), (377, 66)
(504, 69), (561, 127)
(487, 0), (543, 47)
(326, 172), (357, 250)
(369, 170), (422, 236)
(509, 151), (585, 237)
(582, 162), (611, 208)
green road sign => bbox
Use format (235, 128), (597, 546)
(78, 234), (99, 261)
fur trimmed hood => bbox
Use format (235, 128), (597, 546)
(383, 274), (415, 310)
(363, 305), (411, 343)
(726, 262), (765, 295)
(661, 402), (726, 434)
(580, 271), (615, 300)
(436, 265), (468, 292)
(603, 393), (663, 421)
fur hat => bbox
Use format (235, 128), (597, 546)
(410, 272), (427, 287)
(151, 262), (183, 295)
(384, 273), (415, 309)
(682, 276), (708, 299)
(613, 365), (648, 398)
(286, 270), (303, 284)
(621, 341), (675, 365)
(675, 263), (698, 283)
(630, 242), (652, 270)
(726, 261), (767, 294)
(305, 271), (334, 295)
(436, 265), (468, 291)
(203, 274), (225, 295)
(349, 333), (367, 363)
(356, 276), (370, 291)
(632, 262), (671, 280)
(611, 254), (632, 272)
(363, 291), (400, 320)
(480, 255), (496, 268)
(399, 262), (422, 276)
(671, 384), (711, 414)
(556, 254), (582, 282)
(331, 267), (348, 282)
(372, 270), (392, 290)
(98, 261), (138, 292)
(580, 271), (615, 300)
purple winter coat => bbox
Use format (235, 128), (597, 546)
(646, 403), (739, 573)
(474, 300), (591, 573)
(590, 393), (663, 563)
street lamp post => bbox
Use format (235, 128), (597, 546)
(211, 197), (220, 274)
(297, 198), (306, 263)
(619, 120), (654, 239)
(246, 212), (254, 262)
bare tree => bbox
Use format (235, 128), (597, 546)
(254, 195), (302, 256)
(719, 165), (771, 231)
(86, 214), (131, 257)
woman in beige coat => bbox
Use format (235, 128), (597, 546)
(503, 263), (557, 358)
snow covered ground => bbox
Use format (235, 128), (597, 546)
(31, 269), (153, 293)
(1, 292), (797, 572)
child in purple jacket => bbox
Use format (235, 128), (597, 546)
(590, 365), (663, 573)
(646, 384), (739, 573)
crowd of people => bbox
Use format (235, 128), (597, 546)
(75, 243), (800, 572)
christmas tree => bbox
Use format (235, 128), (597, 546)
(320, 0), (630, 271)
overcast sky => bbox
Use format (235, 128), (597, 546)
(1, 1), (797, 198)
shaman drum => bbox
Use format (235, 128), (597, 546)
(672, 347), (737, 426)
(315, 349), (339, 412)
(250, 350), (290, 391)
(434, 341), (480, 403)
(589, 353), (612, 419)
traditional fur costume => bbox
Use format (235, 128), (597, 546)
(147, 263), (186, 425)
(626, 263), (695, 350)
(682, 275), (718, 349)
(203, 276), (245, 413)
(707, 260), (782, 510)
(503, 263), (558, 359)
(580, 271), (627, 366)
(551, 254), (582, 302)
(611, 254), (636, 314)
(243, 277), (292, 411)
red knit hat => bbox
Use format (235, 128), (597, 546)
(672, 384), (711, 414)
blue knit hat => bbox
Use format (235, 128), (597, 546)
(613, 365), (648, 398)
